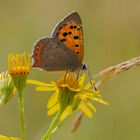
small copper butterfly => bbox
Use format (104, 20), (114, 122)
(32, 12), (84, 72)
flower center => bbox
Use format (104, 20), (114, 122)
(56, 72), (80, 90)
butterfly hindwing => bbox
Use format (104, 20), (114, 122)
(32, 37), (81, 71)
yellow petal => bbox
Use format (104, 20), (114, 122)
(92, 90), (102, 97)
(47, 91), (59, 109)
(82, 90), (97, 95)
(60, 106), (72, 120)
(47, 103), (60, 116)
(84, 80), (95, 90)
(93, 98), (109, 105)
(27, 79), (54, 87)
(0, 135), (20, 140)
(51, 81), (56, 84)
(86, 96), (109, 105)
(79, 92), (95, 100)
(78, 103), (93, 118)
(78, 74), (86, 88)
(60, 84), (80, 92)
(81, 90), (101, 98)
(79, 95), (96, 112)
(86, 101), (96, 112)
(36, 86), (57, 91)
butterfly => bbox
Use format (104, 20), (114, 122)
(32, 12), (85, 72)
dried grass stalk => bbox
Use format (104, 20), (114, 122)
(71, 56), (140, 132)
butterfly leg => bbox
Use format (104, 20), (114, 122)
(64, 70), (69, 83)
(76, 68), (82, 80)
(58, 71), (65, 80)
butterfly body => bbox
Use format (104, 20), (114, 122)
(32, 12), (84, 72)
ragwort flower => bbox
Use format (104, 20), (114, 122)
(8, 52), (30, 140)
(8, 52), (30, 91)
(0, 71), (15, 107)
(28, 72), (108, 140)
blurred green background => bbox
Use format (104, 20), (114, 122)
(0, 0), (140, 140)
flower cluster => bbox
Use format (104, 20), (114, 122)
(28, 72), (108, 140)
(8, 53), (30, 75)
(8, 53), (30, 91)
(28, 72), (108, 120)
(0, 51), (109, 140)
(0, 52), (31, 140)
(0, 71), (15, 107)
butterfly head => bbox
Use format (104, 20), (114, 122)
(81, 63), (88, 71)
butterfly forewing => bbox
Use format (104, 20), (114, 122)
(51, 12), (84, 63)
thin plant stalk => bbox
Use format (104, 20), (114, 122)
(41, 110), (63, 140)
(18, 89), (25, 140)
(71, 56), (140, 132)
(48, 118), (65, 139)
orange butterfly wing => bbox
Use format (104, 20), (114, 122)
(52, 12), (84, 64)
(58, 21), (84, 63)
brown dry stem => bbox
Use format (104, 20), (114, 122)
(71, 56), (140, 132)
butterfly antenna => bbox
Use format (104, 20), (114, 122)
(82, 64), (97, 91)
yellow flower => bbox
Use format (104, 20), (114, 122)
(28, 72), (109, 120)
(0, 71), (15, 107)
(8, 52), (30, 91)
(8, 52), (30, 140)
(0, 135), (20, 140)
(8, 52), (30, 75)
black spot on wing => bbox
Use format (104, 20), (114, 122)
(70, 26), (73, 29)
(74, 25), (77, 29)
(63, 32), (68, 37)
(74, 36), (79, 39)
(75, 44), (79, 47)
(61, 39), (66, 42)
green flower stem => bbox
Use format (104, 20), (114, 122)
(18, 89), (25, 140)
(41, 110), (63, 140)
(48, 118), (66, 139)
